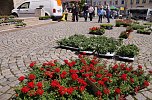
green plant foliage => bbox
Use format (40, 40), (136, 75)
(131, 24), (145, 30)
(116, 44), (139, 58)
(39, 16), (52, 20)
(119, 31), (130, 39)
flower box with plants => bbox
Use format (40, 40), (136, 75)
(137, 28), (151, 35)
(119, 31), (130, 39)
(57, 35), (87, 51)
(116, 44), (139, 61)
(100, 24), (113, 30)
(14, 54), (151, 100)
(15, 22), (26, 28)
(115, 20), (132, 27)
(89, 27), (105, 35)
(131, 24), (145, 30)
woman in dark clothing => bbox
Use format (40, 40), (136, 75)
(72, 3), (79, 22)
(106, 5), (111, 23)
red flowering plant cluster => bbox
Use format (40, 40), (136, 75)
(89, 26), (105, 35)
(14, 54), (151, 100)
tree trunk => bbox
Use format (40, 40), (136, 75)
(0, 0), (14, 15)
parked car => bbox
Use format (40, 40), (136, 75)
(11, 0), (63, 20)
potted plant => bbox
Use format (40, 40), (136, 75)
(89, 27), (105, 35)
(116, 44), (139, 60)
(119, 31), (130, 39)
(137, 28), (151, 35)
(100, 24), (113, 30)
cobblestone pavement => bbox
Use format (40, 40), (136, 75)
(0, 17), (152, 100)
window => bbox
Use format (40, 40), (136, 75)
(115, 0), (118, 5)
(136, 0), (139, 4)
(18, 2), (30, 9)
(121, 0), (125, 4)
(150, 0), (152, 3)
(142, 0), (146, 3)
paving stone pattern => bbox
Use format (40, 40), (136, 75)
(0, 17), (151, 100)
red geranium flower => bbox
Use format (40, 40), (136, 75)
(121, 74), (127, 81)
(50, 80), (60, 88)
(77, 78), (87, 86)
(64, 60), (69, 64)
(58, 86), (67, 96)
(54, 68), (60, 73)
(138, 65), (142, 69)
(103, 88), (110, 95)
(40, 67), (44, 71)
(98, 80), (105, 86)
(112, 64), (118, 70)
(28, 82), (35, 88)
(71, 74), (78, 80)
(69, 69), (78, 74)
(96, 74), (102, 78)
(28, 74), (36, 80)
(67, 87), (74, 95)
(60, 71), (67, 78)
(102, 77), (109, 82)
(107, 73), (112, 77)
(21, 86), (30, 93)
(96, 90), (102, 97)
(79, 86), (85, 92)
(115, 88), (121, 94)
(18, 76), (25, 82)
(29, 62), (36, 68)
(130, 78), (134, 83)
(37, 82), (43, 88)
(36, 89), (44, 95)
(144, 80), (150, 87)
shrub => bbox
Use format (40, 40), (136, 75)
(137, 29), (151, 35)
(100, 24), (113, 29)
(39, 16), (52, 20)
(131, 24), (145, 30)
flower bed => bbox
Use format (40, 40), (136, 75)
(115, 20), (133, 27)
(137, 29), (151, 35)
(14, 54), (151, 99)
(89, 27), (105, 35)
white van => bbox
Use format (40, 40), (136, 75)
(128, 8), (152, 20)
(11, 0), (63, 20)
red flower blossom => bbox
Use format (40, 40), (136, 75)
(103, 88), (110, 95)
(82, 52), (86, 55)
(107, 73), (112, 77)
(45, 71), (53, 78)
(21, 86), (30, 93)
(71, 74), (78, 80)
(69, 69), (78, 74)
(77, 78), (87, 86)
(148, 70), (152, 74)
(28, 82), (35, 88)
(54, 68), (60, 73)
(89, 78), (96, 82)
(96, 90), (102, 97)
(18, 76), (25, 82)
(50, 80), (60, 88)
(37, 82), (43, 88)
(58, 86), (67, 96)
(40, 67), (44, 71)
(112, 64), (118, 70)
(144, 80), (150, 87)
(28, 74), (36, 80)
(60, 71), (67, 78)
(138, 65), (142, 69)
(79, 86), (85, 92)
(115, 88), (121, 94)
(98, 80), (105, 86)
(130, 78), (134, 83)
(64, 60), (69, 64)
(36, 89), (44, 95)
(134, 86), (140, 93)
(96, 74), (102, 78)
(121, 74), (127, 81)
(29, 62), (36, 68)
(78, 54), (83, 58)
(67, 87), (74, 95)
(102, 77), (109, 82)
(120, 63), (125, 69)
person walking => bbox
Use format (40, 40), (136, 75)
(72, 3), (79, 22)
(88, 5), (94, 21)
(106, 5), (111, 23)
(64, 5), (68, 21)
(97, 6), (104, 23)
(83, 3), (88, 22)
